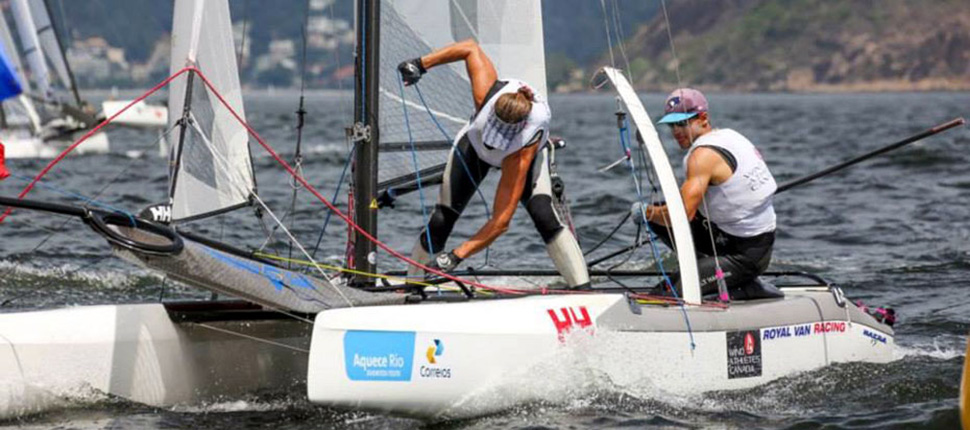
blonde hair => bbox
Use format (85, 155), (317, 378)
(494, 87), (533, 124)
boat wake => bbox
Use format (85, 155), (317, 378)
(895, 336), (966, 360)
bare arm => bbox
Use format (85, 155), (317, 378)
(644, 147), (725, 226)
(420, 39), (497, 110)
(453, 143), (539, 259)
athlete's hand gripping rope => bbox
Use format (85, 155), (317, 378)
(397, 58), (426, 86)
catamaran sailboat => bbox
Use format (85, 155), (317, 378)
(0, 0), (109, 159)
(6, 0), (963, 421)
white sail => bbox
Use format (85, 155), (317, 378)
(167, 0), (254, 222)
(376, 0), (546, 190)
(26, 0), (74, 104)
(8, 0), (50, 100)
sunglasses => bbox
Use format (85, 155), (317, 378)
(667, 119), (691, 128)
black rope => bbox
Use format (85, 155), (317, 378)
(582, 211), (630, 256)
(603, 223), (641, 292)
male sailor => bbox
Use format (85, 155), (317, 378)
(397, 39), (590, 288)
(639, 88), (777, 296)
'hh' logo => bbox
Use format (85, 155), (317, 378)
(547, 306), (593, 342)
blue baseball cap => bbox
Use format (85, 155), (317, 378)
(657, 88), (708, 124)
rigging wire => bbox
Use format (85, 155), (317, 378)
(304, 0), (356, 262)
(285, 0), (313, 268)
(609, 0), (634, 82)
(599, 0), (616, 71)
(194, 323), (310, 354)
(601, 2), (697, 350)
(659, 0), (729, 301)
(659, 0), (683, 86)
(397, 75), (435, 256)
(582, 212), (630, 256)
(188, 117), (356, 308)
(309, 145), (355, 259)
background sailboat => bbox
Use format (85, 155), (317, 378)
(0, 0), (108, 158)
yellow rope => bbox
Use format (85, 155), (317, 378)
(252, 252), (479, 293)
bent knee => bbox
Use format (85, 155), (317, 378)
(526, 195), (564, 243)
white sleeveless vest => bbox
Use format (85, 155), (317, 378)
(684, 128), (777, 237)
(459, 79), (551, 168)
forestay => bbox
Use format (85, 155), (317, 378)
(603, 67), (701, 304)
(167, 0), (255, 222)
(376, 0), (546, 192)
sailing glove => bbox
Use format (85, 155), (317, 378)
(398, 58), (427, 86)
(428, 250), (462, 274)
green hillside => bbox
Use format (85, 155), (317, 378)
(596, 0), (970, 91)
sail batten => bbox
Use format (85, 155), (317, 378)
(167, 0), (254, 222)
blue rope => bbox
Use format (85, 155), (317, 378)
(398, 76), (434, 255)
(413, 84), (492, 264)
(310, 145), (355, 259)
(617, 118), (696, 350)
(9, 172), (136, 226)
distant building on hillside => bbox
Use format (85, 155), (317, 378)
(67, 37), (129, 85)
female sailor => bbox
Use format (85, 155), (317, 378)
(398, 39), (589, 288)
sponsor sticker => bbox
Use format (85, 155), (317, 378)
(547, 306), (594, 343)
(863, 328), (888, 344)
(762, 321), (847, 341)
(419, 339), (452, 379)
(344, 331), (415, 381)
(726, 330), (762, 379)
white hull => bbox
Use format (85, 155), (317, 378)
(101, 100), (168, 128)
(2, 130), (109, 159)
(307, 290), (894, 419)
(0, 303), (309, 418)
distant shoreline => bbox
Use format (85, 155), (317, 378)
(79, 82), (969, 101)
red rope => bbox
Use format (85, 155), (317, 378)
(2, 66), (592, 297)
(0, 67), (193, 223)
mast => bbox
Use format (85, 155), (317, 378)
(351, 0), (379, 287)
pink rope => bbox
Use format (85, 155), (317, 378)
(0, 67), (193, 223)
